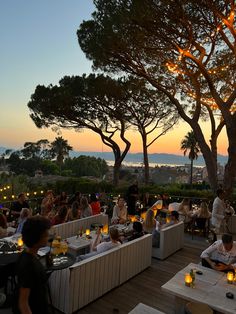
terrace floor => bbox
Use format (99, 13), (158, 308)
(1, 234), (209, 314)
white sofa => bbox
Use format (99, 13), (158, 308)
(49, 234), (152, 314)
(51, 214), (108, 239)
(152, 222), (184, 260)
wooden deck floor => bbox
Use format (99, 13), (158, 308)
(77, 235), (208, 314)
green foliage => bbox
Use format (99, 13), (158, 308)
(63, 155), (109, 178)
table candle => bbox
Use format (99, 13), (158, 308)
(227, 271), (234, 284)
(17, 237), (24, 250)
(85, 229), (90, 236)
(102, 224), (108, 234)
(185, 273), (192, 287)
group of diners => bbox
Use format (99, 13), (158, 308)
(0, 190), (104, 238)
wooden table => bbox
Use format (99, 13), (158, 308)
(162, 263), (236, 314)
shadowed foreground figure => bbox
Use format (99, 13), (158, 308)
(13, 216), (51, 314)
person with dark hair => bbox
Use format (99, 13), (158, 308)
(10, 193), (29, 220)
(0, 212), (8, 238)
(126, 181), (139, 215)
(127, 221), (144, 241)
(51, 206), (68, 225)
(201, 233), (236, 271)
(14, 216), (51, 314)
(211, 188), (226, 234)
(90, 193), (101, 215)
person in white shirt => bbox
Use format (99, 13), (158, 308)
(92, 227), (121, 253)
(111, 197), (127, 224)
(211, 188), (226, 234)
(201, 233), (236, 271)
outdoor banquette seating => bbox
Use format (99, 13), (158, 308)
(152, 221), (184, 260)
(49, 234), (152, 314)
(51, 213), (108, 239)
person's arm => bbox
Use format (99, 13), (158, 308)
(200, 241), (218, 267)
(91, 229), (102, 251)
(111, 206), (119, 224)
(18, 287), (32, 314)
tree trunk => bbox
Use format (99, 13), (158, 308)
(141, 132), (149, 185)
(190, 158), (193, 186)
(113, 160), (121, 186)
(223, 122), (236, 197)
(191, 123), (218, 192)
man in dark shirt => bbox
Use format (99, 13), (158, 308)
(13, 216), (51, 314)
(10, 193), (29, 220)
(126, 181), (139, 215)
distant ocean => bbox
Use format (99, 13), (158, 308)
(106, 160), (204, 168)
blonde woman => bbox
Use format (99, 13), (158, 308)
(196, 202), (211, 219)
(80, 196), (92, 218)
(143, 209), (157, 233)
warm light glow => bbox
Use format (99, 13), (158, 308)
(41, 190), (44, 194)
(26, 193), (30, 196)
(11, 195), (15, 199)
(141, 212), (146, 220)
(185, 273), (192, 287)
(17, 237), (24, 247)
(7, 186), (10, 189)
(85, 229), (90, 236)
(102, 224), (109, 234)
(33, 192), (37, 195)
(166, 216), (171, 223)
(227, 271), (234, 284)
(3, 196), (7, 200)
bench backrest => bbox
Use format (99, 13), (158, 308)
(52, 214), (108, 239)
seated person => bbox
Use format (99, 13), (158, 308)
(194, 201), (211, 219)
(80, 196), (92, 218)
(225, 200), (235, 216)
(51, 206), (68, 225)
(0, 212), (8, 238)
(16, 208), (32, 234)
(10, 193), (29, 220)
(153, 211), (180, 248)
(127, 221), (144, 241)
(90, 193), (101, 216)
(111, 197), (127, 224)
(92, 227), (121, 253)
(200, 233), (236, 271)
(143, 208), (157, 234)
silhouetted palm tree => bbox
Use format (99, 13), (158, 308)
(50, 137), (72, 174)
(181, 131), (200, 185)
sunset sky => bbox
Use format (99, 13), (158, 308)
(0, 1), (228, 156)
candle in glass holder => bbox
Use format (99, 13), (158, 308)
(130, 216), (136, 223)
(85, 229), (90, 236)
(227, 271), (234, 284)
(102, 224), (108, 235)
(17, 237), (24, 249)
(185, 273), (192, 287)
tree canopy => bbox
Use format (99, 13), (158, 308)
(78, 0), (236, 194)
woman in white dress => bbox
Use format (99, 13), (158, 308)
(111, 197), (127, 224)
